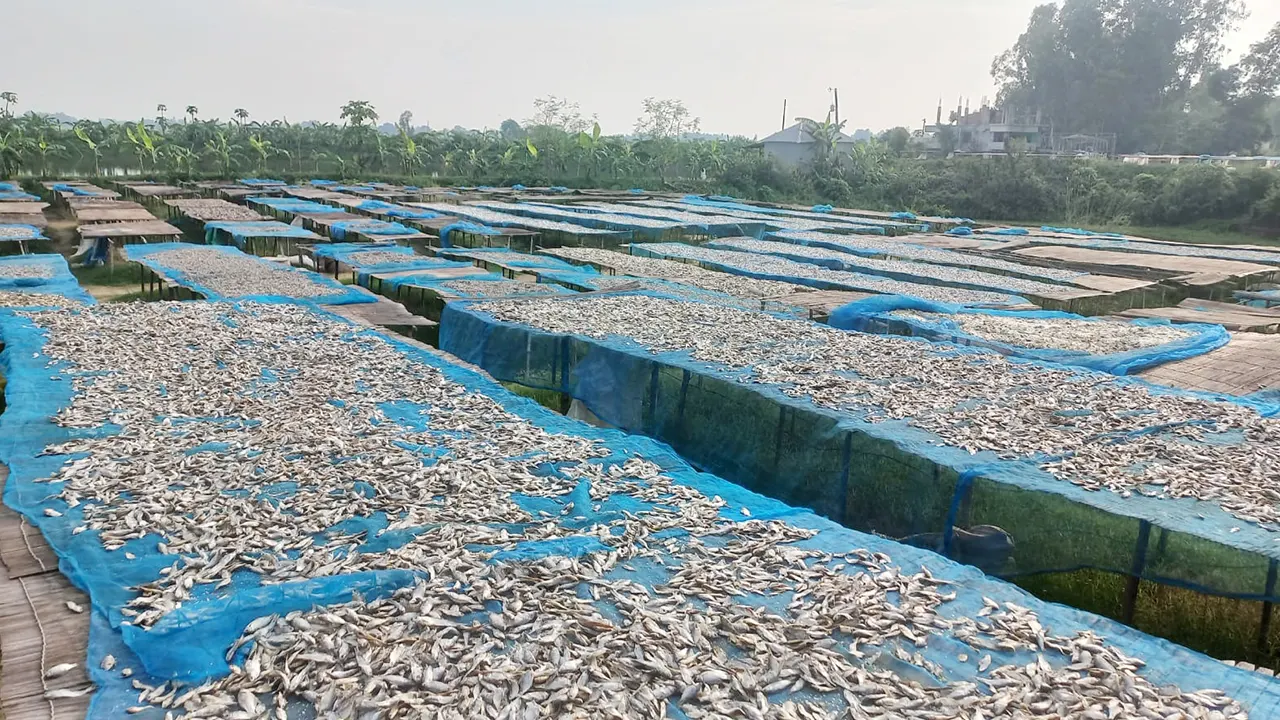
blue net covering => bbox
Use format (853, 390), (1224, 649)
(204, 221), (320, 247)
(380, 271), (577, 299)
(0, 254), (95, 307)
(6, 301), (1280, 718)
(334, 185), (376, 193)
(354, 200), (441, 219)
(981, 227), (1031, 236)
(0, 224), (48, 243)
(440, 291), (1280, 614)
(328, 219), (418, 241)
(246, 197), (341, 217)
(52, 183), (106, 196)
(0, 181), (20, 192)
(124, 243), (376, 305)
(238, 178), (285, 186)
(437, 246), (594, 273)
(829, 294), (1231, 375)
(681, 195), (927, 234)
(310, 242), (466, 275)
(0, 190), (40, 201)
(630, 242), (1030, 307)
(1042, 226), (1126, 237)
(439, 221), (501, 248)
(536, 269), (801, 313)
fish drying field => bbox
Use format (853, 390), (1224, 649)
(4, 180), (1280, 717)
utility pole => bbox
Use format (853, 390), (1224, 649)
(834, 88), (840, 127)
(781, 99), (787, 131)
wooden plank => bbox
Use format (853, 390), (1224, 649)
(0, 466), (59, 579)
(0, 570), (93, 720)
(1118, 307), (1280, 333)
(1141, 332), (1280, 395)
(327, 296), (437, 327)
(1014, 245), (1275, 282)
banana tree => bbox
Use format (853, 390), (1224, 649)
(163, 144), (198, 177)
(27, 132), (67, 177)
(798, 112), (847, 168)
(395, 129), (424, 177)
(203, 131), (243, 176)
(74, 126), (102, 175)
(247, 134), (287, 174)
(125, 121), (160, 172)
(575, 122), (605, 181)
(0, 130), (28, 177)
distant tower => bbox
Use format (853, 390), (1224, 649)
(936, 98), (942, 125)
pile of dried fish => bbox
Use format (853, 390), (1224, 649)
(0, 225), (42, 240)
(9, 301), (1252, 717)
(633, 199), (890, 233)
(580, 201), (781, 229)
(0, 289), (74, 307)
(0, 261), (56, 279)
(540, 247), (808, 299)
(137, 246), (348, 299)
(771, 231), (1088, 283)
(892, 310), (1197, 354)
(166, 199), (266, 223)
(1031, 234), (1280, 266)
(556, 273), (786, 311)
(344, 249), (428, 267)
(631, 243), (1022, 306)
(438, 278), (565, 298)
(475, 201), (684, 230)
(411, 202), (621, 235)
(706, 238), (1076, 297)
(473, 294), (1280, 528)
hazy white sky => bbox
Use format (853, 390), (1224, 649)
(6, 0), (1279, 136)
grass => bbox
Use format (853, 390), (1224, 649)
(1091, 221), (1280, 247)
(501, 382), (570, 414)
(71, 261), (145, 287)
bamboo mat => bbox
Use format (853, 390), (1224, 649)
(1141, 332), (1280, 396)
(0, 464), (92, 720)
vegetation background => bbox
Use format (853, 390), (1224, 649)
(2, 0), (1280, 239)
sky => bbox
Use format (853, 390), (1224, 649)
(6, 0), (1279, 137)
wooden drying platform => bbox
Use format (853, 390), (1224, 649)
(1118, 299), (1280, 332)
(1011, 245), (1278, 298)
(779, 290), (873, 321)
(72, 206), (156, 224)
(328, 296), (437, 328)
(0, 464), (94, 720)
(78, 220), (182, 239)
(1140, 332), (1280, 396)
(0, 215), (49, 230)
(0, 202), (50, 218)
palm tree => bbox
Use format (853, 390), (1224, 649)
(156, 104), (169, 134)
(234, 108), (250, 128)
(0, 92), (16, 118)
(185, 105), (199, 124)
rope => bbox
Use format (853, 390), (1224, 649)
(19, 516), (50, 572)
(17, 576), (56, 719)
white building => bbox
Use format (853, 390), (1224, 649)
(759, 123), (858, 169)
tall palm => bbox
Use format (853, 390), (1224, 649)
(156, 104), (169, 134)
(234, 108), (250, 128)
(185, 105), (199, 124)
(0, 92), (16, 118)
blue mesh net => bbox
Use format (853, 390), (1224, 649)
(536, 269), (801, 313)
(0, 190), (40, 201)
(204, 221), (319, 247)
(980, 227), (1031, 236)
(0, 254), (95, 306)
(439, 221), (501, 248)
(124, 243), (376, 305)
(0, 181), (20, 192)
(310, 242), (467, 276)
(237, 178), (285, 186)
(246, 197), (342, 217)
(437, 247), (595, 273)
(380, 271), (577, 299)
(5, 300), (1280, 718)
(1042, 226), (1126, 237)
(681, 195), (926, 234)
(328, 219), (418, 241)
(440, 291), (1280, 610)
(354, 200), (441, 219)
(630, 243), (1029, 307)
(0, 223), (47, 243)
(829, 294), (1231, 375)
(51, 183), (107, 196)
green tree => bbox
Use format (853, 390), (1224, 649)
(73, 125), (103, 175)
(634, 98), (700, 139)
(797, 112), (847, 167)
(993, 0), (1247, 151)
(340, 100), (378, 127)
(500, 119), (525, 141)
(0, 130), (28, 177)
(185, 105), (199, 123)
(881, 127), (911, 156)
